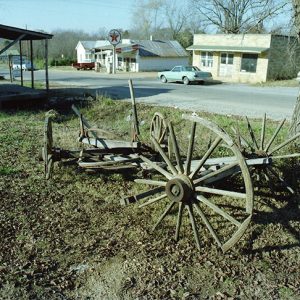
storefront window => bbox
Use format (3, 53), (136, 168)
(241, 54), (258, 73)
(201, 52), (213, 67)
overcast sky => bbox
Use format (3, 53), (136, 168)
(0, 0), (136, 33)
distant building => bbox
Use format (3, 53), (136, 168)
(75, 39), (189, 72)
(187, 34), (300, 83)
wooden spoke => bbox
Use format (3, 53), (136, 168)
(197, 195), (241, 227)
(195, 186), (246, 199)
(121, 186), (164, 206)
(231, 126), (251, 149)
(268, 132), (300, 155)
(153, 201), (175, 231)
(246, 116), (259, 149)
(194, 201), (222, 248)
(139, 155), (173, 179)
(168, 122), (184, 174)
(134, 178), (167, 187)
(44, 117), (54, 179)
(190, 136), (222, 179)
(193, 162), (239, 185)
(187, 203), (201, 250)
(150, 136), (177, 175)
(185, 122), (197, 175)
(175, 202), (184, 241)
(264, 118), (285, 153)
(139, 193), (168, 208)
(260, 113), (266, 150)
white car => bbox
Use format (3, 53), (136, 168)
(12, 60), (35, 71)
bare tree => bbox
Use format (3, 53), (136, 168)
(130, 0), (199, 42)
(162, 0), (190, 39)
(130, 0), (164, 39)
(190, 0), (288, 33)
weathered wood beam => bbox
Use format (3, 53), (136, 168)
(0, 34), (26, 56)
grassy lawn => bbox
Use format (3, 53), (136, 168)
(0, 94), (299, 299)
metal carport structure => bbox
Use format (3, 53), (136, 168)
(0, 24), (53, 91)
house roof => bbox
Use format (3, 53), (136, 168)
(0, 24), (53, 40)
(78, 40), (110, 50)
(138, 40), (188, 57)
(186, 45), (269, 53)
(95, 40), (188, 57)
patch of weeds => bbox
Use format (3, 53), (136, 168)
(0, 166), (18, 175)
(279, 286), (297, 299)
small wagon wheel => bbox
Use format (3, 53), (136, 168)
(43, 117), (54, 179)
(150, 112), (169, 151)
(125, 114), (253, 252)
(233, 114), (300, 194)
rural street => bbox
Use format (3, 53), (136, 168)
(24, 69), (300, 120)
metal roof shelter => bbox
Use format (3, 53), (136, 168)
(0, 24), (53, 92)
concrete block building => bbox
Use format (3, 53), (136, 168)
(187, 34), (300, 83)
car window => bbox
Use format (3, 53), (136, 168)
(172, 67), (181, 72)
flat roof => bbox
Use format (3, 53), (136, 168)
(0, 24), (53, 40)
(186, 45), (269, 53)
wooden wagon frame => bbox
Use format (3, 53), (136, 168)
(41, 80), (300, 253)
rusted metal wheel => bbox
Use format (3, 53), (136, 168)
(124, 114), (253, 252)
(43, 117), (54, 179)
(150, 112), (169, 152)
(232, 114), (300, 194)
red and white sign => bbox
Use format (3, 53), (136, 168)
(108, 29), (121, 46)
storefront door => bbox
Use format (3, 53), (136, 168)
(219, 53), (234, 77)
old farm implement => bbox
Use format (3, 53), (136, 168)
(41, 80), (299, 253)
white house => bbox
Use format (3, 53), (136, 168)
(75, 40), (110, 63)
(75, 39), (189, 72)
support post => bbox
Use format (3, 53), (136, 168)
(19, 40), (23, 86)
(30, 40), (34, 89)
(45, 39), (49, 92)
(8, 54), (13, 83)
(113, 45), (116, 74)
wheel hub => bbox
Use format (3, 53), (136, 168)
(165, 175), (194, 203)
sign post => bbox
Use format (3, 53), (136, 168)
(108, 29), (121, 74)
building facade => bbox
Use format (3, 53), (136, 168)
(187, 34), (300, 83)
(76, 39), (189, 72)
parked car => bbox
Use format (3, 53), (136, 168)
(158, 66), (213, 85)
(12, 60), (35, 71)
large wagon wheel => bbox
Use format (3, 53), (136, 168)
(233, 114), (300, 194)
(43, 117), (54, 179)
(124, 114), (253, 252)
(150, 112), (168, 151)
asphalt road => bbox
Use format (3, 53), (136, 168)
(22, 69), (300, 120)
